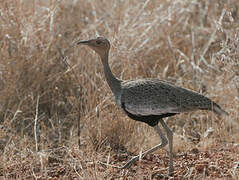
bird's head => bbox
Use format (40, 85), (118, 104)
(77, 37), (110, 57)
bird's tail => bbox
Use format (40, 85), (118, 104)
(212, 102), (229, 116)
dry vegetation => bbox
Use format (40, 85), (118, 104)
(0, 0), (239, 179)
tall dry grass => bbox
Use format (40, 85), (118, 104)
(0, 0), (238, 179)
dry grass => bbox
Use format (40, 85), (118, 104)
(0, 0), (239, 179)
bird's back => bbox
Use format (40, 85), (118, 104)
(119, 78), (227, 116)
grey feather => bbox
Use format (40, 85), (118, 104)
(120, 78), (220, 116)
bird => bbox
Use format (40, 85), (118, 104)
(77, 37), (229, 176)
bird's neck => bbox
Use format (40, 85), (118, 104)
(100, 52), (121, 95)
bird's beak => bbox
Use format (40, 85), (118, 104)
(77, 40), (90, 45)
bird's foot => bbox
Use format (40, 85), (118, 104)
(99, 155), (139, 169)
(119, 155), (139, 169)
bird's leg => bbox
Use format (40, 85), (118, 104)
(159, 119), (174, 176)
(100, 124), (168, 169)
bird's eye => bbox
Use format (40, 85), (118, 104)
(96, 40), (101, 45)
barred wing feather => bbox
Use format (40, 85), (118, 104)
(120, 79), (213, 116)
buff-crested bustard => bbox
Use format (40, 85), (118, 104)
(77, 37), (228, 176)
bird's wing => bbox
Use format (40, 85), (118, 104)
(120, 79), (212, 116)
